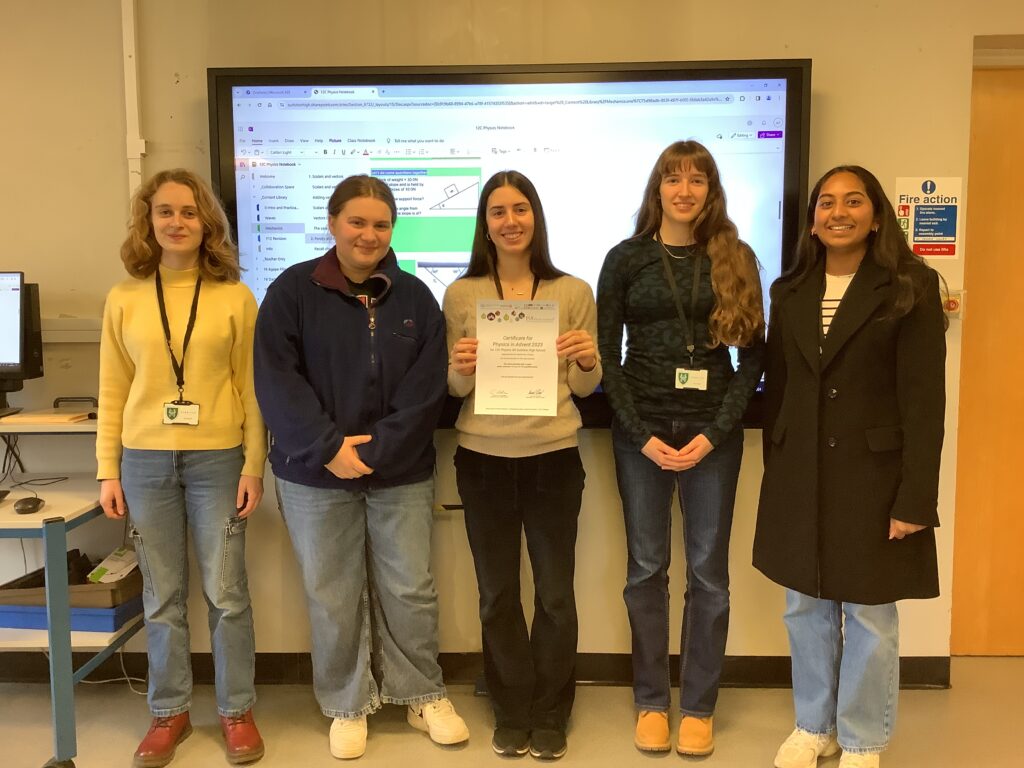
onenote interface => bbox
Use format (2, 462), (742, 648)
(228, 78), (791, 308)
(0, 272), (23, 369)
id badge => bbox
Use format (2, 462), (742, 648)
(162, 401), (200, 425)
(675, 368), (709, 391)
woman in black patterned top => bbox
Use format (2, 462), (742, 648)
(596, 140), (765, 756)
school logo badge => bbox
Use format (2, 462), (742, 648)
(166, 407), (178, 420)
(677, 371), (689, 386)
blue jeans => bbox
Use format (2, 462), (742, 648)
(275, 476), (446, 719)
(784, 590), (899, 754)
(455, 446), (584, 731)
(612, 421), (743, 716)
(121, 446), (255, 717)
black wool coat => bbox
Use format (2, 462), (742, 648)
(753, 257), (945, 604)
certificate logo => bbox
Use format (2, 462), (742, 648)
(481, 310), (528, 323)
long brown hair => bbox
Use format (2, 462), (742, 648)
(634, 141), (764, 347)
(120, 169), (240, 282)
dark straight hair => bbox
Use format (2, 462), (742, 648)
(462, 170), (566, 280)
(782, 165), (944, 325)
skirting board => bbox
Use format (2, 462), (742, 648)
(0, 652), (950, 689)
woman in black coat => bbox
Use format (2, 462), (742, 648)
(754, 166), (946, 768)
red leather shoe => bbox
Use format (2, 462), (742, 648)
(220, 709), (265, 764)
(133, 712), (192, 768)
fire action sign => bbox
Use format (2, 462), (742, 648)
(894, 177), (962, 259)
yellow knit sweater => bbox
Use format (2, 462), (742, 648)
(96, 265), (266, 479)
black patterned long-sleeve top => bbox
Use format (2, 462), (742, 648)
(596, 236), (766, 449)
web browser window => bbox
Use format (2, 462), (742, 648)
(231, 79), (788, 307)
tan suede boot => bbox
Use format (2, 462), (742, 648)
(634, 710), (671, 752)
(677, 715), (714, 756)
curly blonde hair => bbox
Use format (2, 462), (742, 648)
(634, 141), (765, 348)
(120, 169), (240, 282)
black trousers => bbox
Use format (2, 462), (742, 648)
(454, 445), (585, 731)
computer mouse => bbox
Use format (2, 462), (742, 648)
(14, 496), (45, 514)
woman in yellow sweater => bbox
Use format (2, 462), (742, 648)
(97, 169), (267, 768)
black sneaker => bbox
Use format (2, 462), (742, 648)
(492, 726), (530, 757)
(529, 728), (567, 760)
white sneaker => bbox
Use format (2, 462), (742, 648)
(774, 728), (840, 768)
(330, 716), (367, 759)
(838, 752), (880, 768)
(407, 698), (470, 745)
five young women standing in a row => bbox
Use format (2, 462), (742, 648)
(98, 145), (944, 768)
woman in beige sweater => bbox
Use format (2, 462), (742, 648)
(443, 170), (601, 761)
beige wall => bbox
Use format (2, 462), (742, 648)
(5, 0), (1023, 657)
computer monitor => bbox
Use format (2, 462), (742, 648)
(208, 60), (811, 309)
(0, 272), (44, 417)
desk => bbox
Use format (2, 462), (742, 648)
(0, 423), (98, 435)
(0, 475), (143, 768)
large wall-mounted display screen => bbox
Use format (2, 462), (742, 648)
(209, 62), (810, 310)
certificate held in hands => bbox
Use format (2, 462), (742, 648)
(474, 300), (558, 416)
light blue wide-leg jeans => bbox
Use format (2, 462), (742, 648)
(276, 476), (446, 720)
(784, 589), (900, 754)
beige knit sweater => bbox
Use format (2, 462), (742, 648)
(443, 274), (602, 457)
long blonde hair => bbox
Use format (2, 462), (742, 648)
(120, 168), (240, 282)
(634, 141), (764, 347)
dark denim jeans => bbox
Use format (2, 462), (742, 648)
(612, 421), (743, 717)
(454, 446), (585, 731)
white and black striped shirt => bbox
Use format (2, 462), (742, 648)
(821, 272), (855, 338)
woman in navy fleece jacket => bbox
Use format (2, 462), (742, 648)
(253, 175), (468, 759)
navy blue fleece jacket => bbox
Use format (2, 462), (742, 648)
(254, 248), (447, 489)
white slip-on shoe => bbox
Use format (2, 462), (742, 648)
(329, 716), (367, 759)
(407, 698), (470, 745)
(774, 728), (840, 768)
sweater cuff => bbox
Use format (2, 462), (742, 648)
(448, 370), (475, 398)
(568, 359), (603, 397)
(241, 458), (266, 478)
(96, 459), (121, 481)
(701, 427), (723, 449)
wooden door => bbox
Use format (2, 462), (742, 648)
(951, 66), (1024, 654)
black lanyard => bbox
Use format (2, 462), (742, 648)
(155, 269), (202, 403)
(492, 272), (540, 301)
(656, 233), (703, 368)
